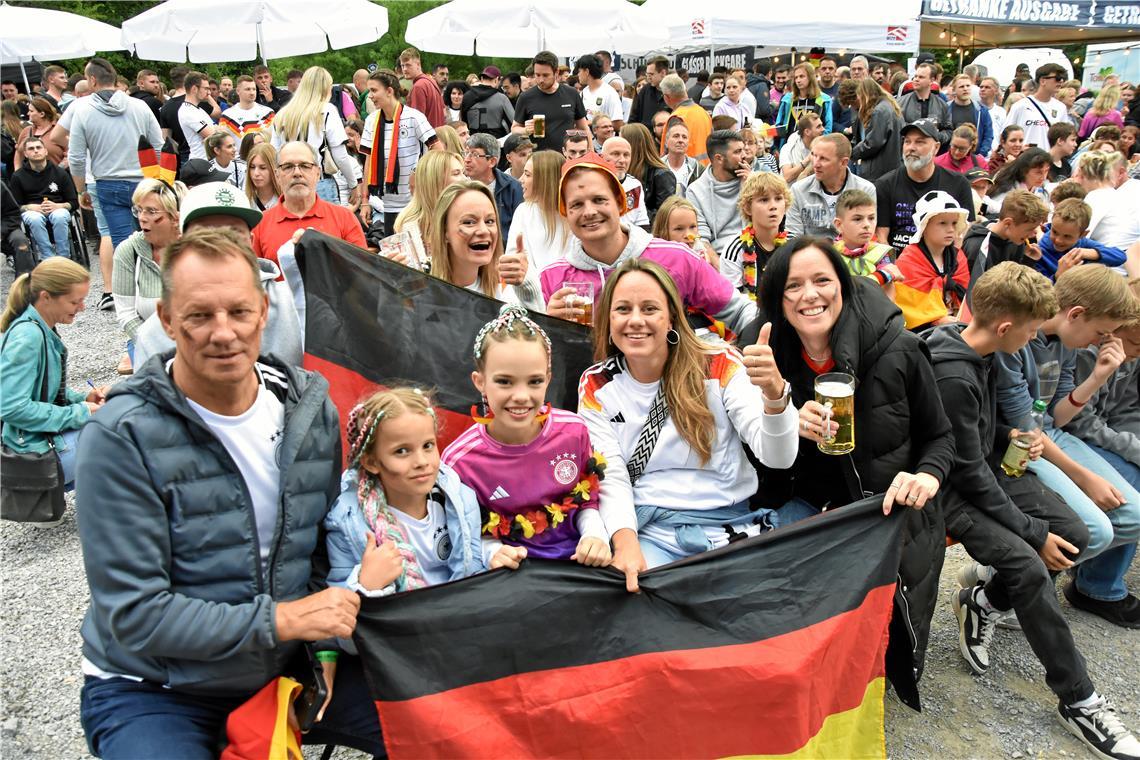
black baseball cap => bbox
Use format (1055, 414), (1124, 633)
(965, 168), (993, 184)
(901, 118), (940, 141)
(179, 159), (230, 188)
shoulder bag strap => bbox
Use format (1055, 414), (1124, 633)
(0, 318), (56, 437)
(625, 382), (669, 487)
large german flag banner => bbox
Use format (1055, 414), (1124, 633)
(294, 231), (594, 452)
(353, 497), (902, 759)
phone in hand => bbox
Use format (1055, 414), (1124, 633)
(294, 644), (329, 733)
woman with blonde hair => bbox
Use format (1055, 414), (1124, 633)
(578, 257), (797, 588)
(393, 149), (466, 266)
(427, 180), (542, 309)
(0, 257), (106, 498)
(432, 124), (465, 157)
(243, 142), (281, 211)
(1079, 85), (1124, 140)
(773, 62), (833, 148)
(506, 149), (571, 272)
(620, 123), (675, 224)
(272, 66), (361, 206)
(850, 77), (903, 182)
(1074, 150), (1140, 265)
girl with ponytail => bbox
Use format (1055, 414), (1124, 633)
(1, 257), (107, 493)
(324, 386), (515, 610)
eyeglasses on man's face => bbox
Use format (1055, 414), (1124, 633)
(278, 161), (317, 173)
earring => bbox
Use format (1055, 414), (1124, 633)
(470, 395), (495, 425)
(666, 328), (680, 345)
(535, 402), (552, 424)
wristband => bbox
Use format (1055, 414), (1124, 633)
(315, 650), (339, 663)
(1067, 391), (1087, 408)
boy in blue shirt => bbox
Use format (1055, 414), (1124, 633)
(1037, 198), (1127, 280)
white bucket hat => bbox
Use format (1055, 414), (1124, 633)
(910, 190), (969, 244)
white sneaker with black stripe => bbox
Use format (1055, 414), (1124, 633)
(956, 561), (1022, 630)
(952, 585), (998, 675)
(1058, 696), (1140, 760)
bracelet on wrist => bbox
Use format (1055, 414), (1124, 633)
(315, 650), (339, 663)
(1067, 391), (1087, 408)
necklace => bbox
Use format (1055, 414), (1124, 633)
(804, 347), (831, 362)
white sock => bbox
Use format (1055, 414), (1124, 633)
(1070, 692), (1101, 709)
(975, 587), (997, 613)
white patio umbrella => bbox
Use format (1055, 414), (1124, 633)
(121, 0), (389, 63)
(405, 0), (669, 58)
(0, 2), (125, 92)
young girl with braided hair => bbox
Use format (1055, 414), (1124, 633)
(325, 387), (523, 611)
(443, 304), (611, 565)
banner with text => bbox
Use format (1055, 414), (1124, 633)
(922, 0), (1140, 28)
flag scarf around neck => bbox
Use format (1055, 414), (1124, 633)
(366, 104), (403, 195)
(294, 231), (593, 454)
(351, 496), (901, 759)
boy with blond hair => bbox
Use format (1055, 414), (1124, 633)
(928, 263), (1140, 760)
(1038, 198), (1128, 280)
(721, 172), (791, 298)
(962, 189), (1049, 279)
(996, 266), (1140, 633)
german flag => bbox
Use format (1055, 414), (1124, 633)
(294, 231), (594, 452)
(353, 496), (901, 759)
(137, 136), (178, 185)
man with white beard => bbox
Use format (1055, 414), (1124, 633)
(873, 118), (975, 252)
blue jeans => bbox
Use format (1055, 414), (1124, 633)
(87, 181), (110, 237)
(22, 208), (71, 259)
(57, 428), (81, 490)
(80, 655), (384, 759)
(1029, 429), (1140, 601)
(1079, 444), (1140, 602)
(94, 179), (140, 249)
(317, 177), (339, 203)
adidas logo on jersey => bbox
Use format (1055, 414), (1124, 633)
(489, 485), (510, 501)
(610, 412), (625, 423)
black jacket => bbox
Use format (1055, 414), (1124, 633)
(743, 278), (956, 705)
(745, 73), (774, 122)
(962, 221), (1032, 290)
(639, 164), (676, 225)
(926, 324), (1048, 548)
(629, 84), (666, 131)
(9, 162), (78, 208)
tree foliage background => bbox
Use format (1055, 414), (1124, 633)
(9, 0), (535, 84)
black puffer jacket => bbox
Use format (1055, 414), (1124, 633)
(640, 164), (678, 225)
(745, 278), (956, 707)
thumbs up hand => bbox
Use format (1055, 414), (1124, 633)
(742, 322), (786, 407)
(497, 234), (529, 286)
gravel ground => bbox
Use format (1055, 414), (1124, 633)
(2, 253), (1137, 759)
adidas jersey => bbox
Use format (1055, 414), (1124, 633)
(578, 350), (799, 537)
(220, 103), (275, 138)
(441, 409), (605, 560)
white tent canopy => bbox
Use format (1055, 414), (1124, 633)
(404, 0), (668, 58)
(0, 2), (123, 63)
(121, 0), (389, 63)
(633, 0), (921, 54)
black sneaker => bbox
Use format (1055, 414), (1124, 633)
(97, 292), (114, 311)
(952, 585), (997, 675)
(1058, 696), (1140, 760)
(1064, 583), (1140, 629)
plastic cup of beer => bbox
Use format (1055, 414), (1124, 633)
(533, 114), (546, 138)
(564, 281), (594, 327)
(814, 372), (855, 455)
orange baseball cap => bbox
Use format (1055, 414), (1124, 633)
(558, 154), (628, 217)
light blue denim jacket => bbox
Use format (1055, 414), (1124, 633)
(325, 462), (488, 595)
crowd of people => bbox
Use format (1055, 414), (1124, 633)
(2, 46), (1140, 760)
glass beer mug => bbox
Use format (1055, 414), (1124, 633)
(814, 372), (855, 455)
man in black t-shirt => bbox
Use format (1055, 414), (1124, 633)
(875, 119), (975, 252)
(130, 69), (163, 120)
(511, 50), (589, 152)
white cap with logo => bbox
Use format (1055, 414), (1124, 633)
(178, 182), (263, 233)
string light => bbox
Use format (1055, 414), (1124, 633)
(939, 30), (946, 39)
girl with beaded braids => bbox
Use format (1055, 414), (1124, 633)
(324, 387), (517, 616)
(442, 304), (611, 565)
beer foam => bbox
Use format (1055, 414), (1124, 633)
(815, 382), (854, 398)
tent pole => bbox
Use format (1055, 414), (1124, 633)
(256, 22), (267, 65)
(19, 60), (30, 94)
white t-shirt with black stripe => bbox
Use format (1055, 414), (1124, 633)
(360, 105), (437, 215)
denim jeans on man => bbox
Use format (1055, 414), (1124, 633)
(21, 208), (71, 259)
(92, 179), (139, 249)
(1029, 428), (1140, 602)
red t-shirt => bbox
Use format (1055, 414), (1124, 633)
(251, 196), (367, 273)
(409, 75), (445, 128)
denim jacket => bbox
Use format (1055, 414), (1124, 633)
(325, 462), (488, 596)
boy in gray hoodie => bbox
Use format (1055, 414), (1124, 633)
(65, 57), (163, 250)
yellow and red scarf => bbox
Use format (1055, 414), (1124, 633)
(365, 104), (402, 195)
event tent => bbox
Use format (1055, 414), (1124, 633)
(633, 0), (922, 54)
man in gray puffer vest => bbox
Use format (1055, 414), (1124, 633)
(76, 228), (383, 759)
(461, 66), (515, 139)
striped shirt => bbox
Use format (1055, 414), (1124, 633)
(110, 231), (163, 340)
(220, 103), (275, 138)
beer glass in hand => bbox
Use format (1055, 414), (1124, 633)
(564, 282), (594, 327)
(814, 372), (855, 455)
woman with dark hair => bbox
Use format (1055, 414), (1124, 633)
(850, 77), (903, 182)
(987, 124), (1025, 174)
(991, 147), (1052, 206)
(443, 81), (469, 123)
(742, 235), (956, 688)
(580, 257), (798, 590)
(238, 131), (265, 163)
(620, 122), (675, 224)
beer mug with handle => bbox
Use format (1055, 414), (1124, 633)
(814, 372), (855, 455)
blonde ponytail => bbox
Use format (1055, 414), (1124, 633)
(0, 258), (90, 332)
